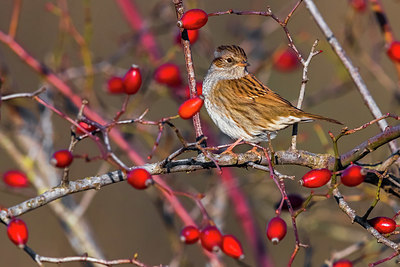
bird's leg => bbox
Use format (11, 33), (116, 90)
(267, 133), (275, 167)
(219, 138), (244, 165)
(221, 137), (243, 155)
(244, 142), (263, 161)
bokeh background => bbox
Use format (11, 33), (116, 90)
(0, 0), (400, 266)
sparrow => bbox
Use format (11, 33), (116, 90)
(202, 45), (342, 145)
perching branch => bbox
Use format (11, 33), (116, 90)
(1, 123), (399, 223)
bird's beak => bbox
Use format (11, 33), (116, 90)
(237, 61), (249, 67)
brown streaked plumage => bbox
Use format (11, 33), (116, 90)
(202, 45), (342, 143)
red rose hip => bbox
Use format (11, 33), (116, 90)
(76, 121), (96, 135)
(51, 149), (74, 168)
(176, 29), (199, 45)
(178, 9), (208, 30)
(273, 48), (299, 72)
(123, 65), (142, 94)
(368, 216), (396, 234)
(107, 76), (125, 94)
(200, 225), (223, 252)
(7, 219), (28, 247)
(266, 216), (287, 244)
(154, 63), (182, 87)
(178, 95), (204, 119)
(333, 259), (353, 267)
(221, 235), (244, 259)
(387, 41), (400, 63)
(340, 164), (366, 187)
(350, 0), (367, 12)
(180, 225), (200, 244)
(184, 81), (203, 98)
(127, 168), (153, 190)
(3, 170), (29, 188)
(300, 168), (332, 188)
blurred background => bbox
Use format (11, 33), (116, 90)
(0, 0), (399, 266)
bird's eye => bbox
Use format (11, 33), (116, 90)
(226, 58), (233, 63)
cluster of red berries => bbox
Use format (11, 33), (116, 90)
(298, 165), (400, 235)
(2, 151), (76, 187)
(180, 225), (244, 259)
(299, 164), (366, 188)
(107, 65), (142, 95)
(152, 62), (203, 120)
(107, 9), (209, 120)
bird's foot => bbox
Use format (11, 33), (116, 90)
(219, 149), (239, 165)
(245, 146), (262, 160)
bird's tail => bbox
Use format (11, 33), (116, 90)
(303, 112), (343, 125)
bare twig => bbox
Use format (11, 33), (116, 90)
(291, 40), (323, 150)
(303, 0), (398, 154)
(1, 87), (46, 101)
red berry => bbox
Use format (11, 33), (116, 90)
(368, 217), (396, 234)
(350, 0), (367, 12)
(123, 65), (142, 94)
(221, 235), (244, 259)
(178, 96), (204, 119)
(107, 76), (125, 94)
(3, 170), (29, 188)
(200, 225), (223, 252)
(341, 164), (366, 187)
(175, 29), (199, 45)
(277, 194), (304, 211)
(76, 121), (96, 135)
(300, 168), (332, 188)
(180, 225), (200, 244)
(266, 217), (287, 244)
(127, 168), (153, 190)
(154, 63), (182, 87)
(333, 259), (353, 267)
(51, 149), (73, 168)
(273, 48), (299, 72)
(184, 82), (203, 98)
(179, 9), (208, 30)
(7, 219), (28, 247)
(387, 41), (400, 63)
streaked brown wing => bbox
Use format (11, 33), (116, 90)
(213, 74), (298, 111)
(210, 75), (305, 133)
